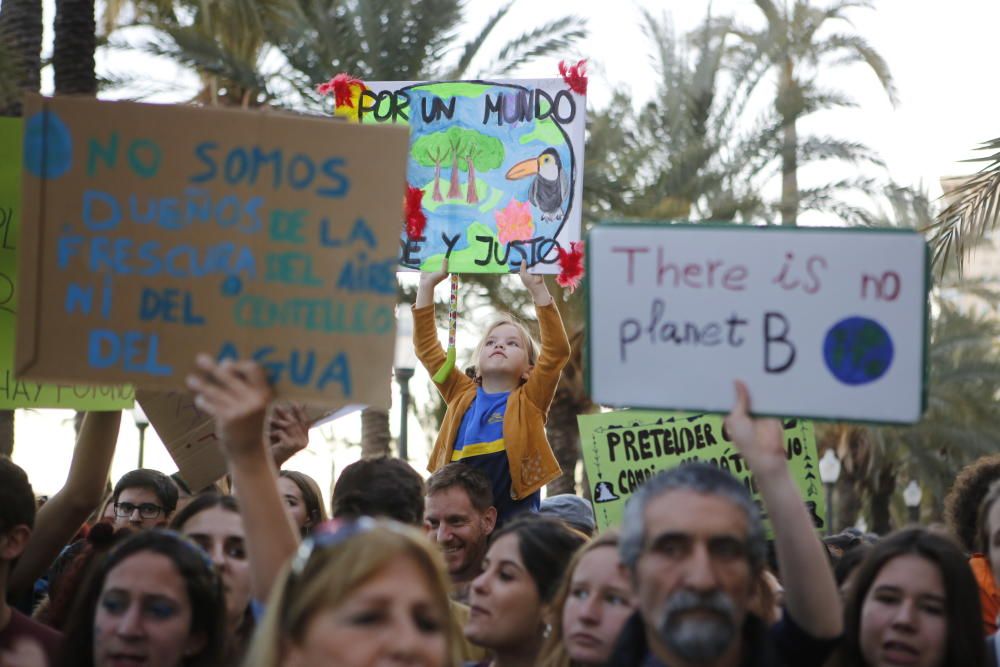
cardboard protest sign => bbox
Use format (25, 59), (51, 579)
(0, 117), (133, 410)
(578, 410), (825, 535)
(587, 223), (929, 423)
(15, 95), (410, 409)
(358, 79), (585, 274)
(137, 389), (363, 489)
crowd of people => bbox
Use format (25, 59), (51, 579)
(0, 268), (999, 667)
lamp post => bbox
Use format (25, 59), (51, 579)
(132, 405), (149, 469)
(819, 449), (842, 536)
(903, 480), (922, 524)
(394, 307), (418, 461)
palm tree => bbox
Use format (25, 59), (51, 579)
(725, 0), (897, 225)
(53, 0), (98, 95)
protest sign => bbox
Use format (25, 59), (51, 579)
(587, 223), (929, 423)
(15, 95), (410, 409)
(0, 117), (133, 410)
(578, 409), (825, 535)
(137, 389), (363, 489)
(359, 79), (585, 274)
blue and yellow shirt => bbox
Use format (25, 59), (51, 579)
(453, 387), (540, 524)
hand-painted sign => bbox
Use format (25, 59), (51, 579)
(15, 96), (410, 408)
(578, 410), (825, 536)
(0, 117), (133, 409)
(587, 223), (928, 423)
(359, 79), (585, 274)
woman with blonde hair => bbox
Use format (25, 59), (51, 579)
(245, 517), (459, 667)
(538, 532), (635, 667)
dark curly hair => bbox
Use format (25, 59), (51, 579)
(943, 454), (1000, 553)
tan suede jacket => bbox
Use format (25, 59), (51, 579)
(413, 300), (570, 499)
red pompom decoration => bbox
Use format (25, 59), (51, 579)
(317, 73), (365, 109)
(404, 185), (428, 240)
(558, 59), (588, 96)
(556, 241), (585, 292)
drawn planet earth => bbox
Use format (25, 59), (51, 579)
(822, 316), (894, 385)
(23, 110), (73, 179)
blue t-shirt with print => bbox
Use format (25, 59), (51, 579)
(452, 386), (539, 525)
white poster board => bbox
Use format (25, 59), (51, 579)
(587, 224), (929, 423)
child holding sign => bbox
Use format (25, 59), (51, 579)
(414, 260), (570, 525)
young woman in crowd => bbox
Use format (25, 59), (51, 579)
(59, 530), (226, 667)
(538, 531), (635, 667)
(277, 470), (327, 537)
(831, 527), (986, 667)
(169, 494), (254, 666)
(244, 517), (458, 667)
(978, 480), (1000, 664)
(464, 516), (587, 667)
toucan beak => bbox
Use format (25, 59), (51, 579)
(505, 157), (539, 180)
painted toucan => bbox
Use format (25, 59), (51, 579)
(505, 148), (571, 222)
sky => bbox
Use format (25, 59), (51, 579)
(12, 0), (1000, 498)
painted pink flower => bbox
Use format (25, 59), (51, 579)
(495, 199), (534, 245)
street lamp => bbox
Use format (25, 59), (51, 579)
(819, 449), (842, 536)
(903, 480), (922, 524)
(132, 405), (149, 469)
(394, 306), (418, 461)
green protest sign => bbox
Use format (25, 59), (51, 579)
(0, 117), (133, 410)
(578, 410), (826, 536)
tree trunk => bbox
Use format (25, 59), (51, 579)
(360, 407), (391, 459)
(870, 465), (896, 535)
(53, 0), (97, 96)
(777, 59), (799, 226)
(432, 162), (443, 201)
(447, 155), (462, 199)
(545, 390), (580, 496)
(0, 410), (13, 457)
(465, 157), (479, 204)
(0, 0), (43, 116)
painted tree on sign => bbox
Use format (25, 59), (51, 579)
(458, 130), (504, 204)
(446, 126), (465, 200)
(412, 131), (453, 202)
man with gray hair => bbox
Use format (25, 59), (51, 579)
(606, 382), (842, 667)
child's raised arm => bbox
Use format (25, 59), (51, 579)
(415, 257), (449, 308)
(518, 259), (553, 306)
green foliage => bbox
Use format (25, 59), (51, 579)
(412, 131), (452, 167)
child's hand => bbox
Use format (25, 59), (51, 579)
(186, 354), (273, 460)
(519, 260), (552, 305)
(723, 380), (788, 480)
(416, 258), (449, 308)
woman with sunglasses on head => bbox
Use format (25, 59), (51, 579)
(464, 516), (587, 667)
(169, 494), (254, 666)
(537, 532), (635, 667)
(829, 527), (986, 667)
(244, 518), (457, 667)
(186, 355), (460, 666)
(58, 530), (226, 667)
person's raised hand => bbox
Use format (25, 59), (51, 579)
(420, 257), (449, 289)
(185, 354), (273, 459)
(518, 259), (551, 305)
(0, 638), (48, 667)
(268, 404), (310, 466)
(723, 380), (787, 479)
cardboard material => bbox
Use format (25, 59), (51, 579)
(137, 388), (363, 489)
(361, 79), (586, 274)
(0, 117), (133, 409)
(578, 409), (825, 536)
(16, 96), (410, 409)
(587, 223), (929, 423)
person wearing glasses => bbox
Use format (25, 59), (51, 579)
(111, 470), (178, 530)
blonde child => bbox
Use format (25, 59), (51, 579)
(414, 259), (570, 524)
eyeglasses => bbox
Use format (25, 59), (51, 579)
(114, 502), (164, 519)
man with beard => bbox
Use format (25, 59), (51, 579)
(424, 463), (497, 603)
(607, 382), (842, 667)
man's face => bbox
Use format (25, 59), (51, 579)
(633, 489), (755, 664)
(424, 486), (496, 582)
(114, 487), (167, 530)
